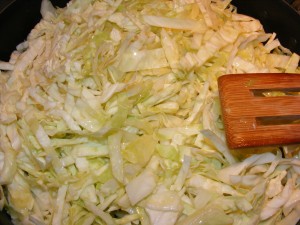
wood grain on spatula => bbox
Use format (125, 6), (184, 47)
(218, 73), (300, 149)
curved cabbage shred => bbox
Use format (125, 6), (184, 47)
(0, 0), (300, 224)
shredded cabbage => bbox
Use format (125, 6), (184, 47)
(0, 0), (300, 224)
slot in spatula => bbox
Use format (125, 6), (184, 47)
(218, 73), (300, 149)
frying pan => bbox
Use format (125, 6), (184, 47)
(0, 0), (299, 224)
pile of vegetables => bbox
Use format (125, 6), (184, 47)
(0, 0), (300, 224)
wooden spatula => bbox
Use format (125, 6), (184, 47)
(218, 73), (300, 149)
